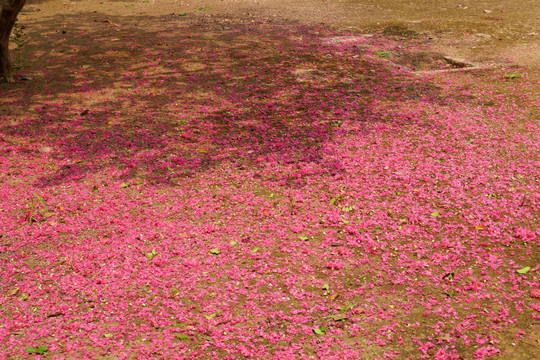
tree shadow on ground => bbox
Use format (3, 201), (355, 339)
(1, 11), (455, 187)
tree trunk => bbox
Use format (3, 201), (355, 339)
(0, 0), (26, 83)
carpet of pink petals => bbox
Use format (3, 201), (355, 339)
(0, 16), (539, 359)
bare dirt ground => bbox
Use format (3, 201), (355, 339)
(21, 0), (540, 67)
(1, 0), (539, 359)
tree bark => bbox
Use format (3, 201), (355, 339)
(0, 0), (26, 83)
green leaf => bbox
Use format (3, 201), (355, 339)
(313, 327), (328, 335)
(121, 182), (129, 188)
(209, 248), (220, 255)
(358, 229), (366, 233)
(503, 73), (522, 79)
(196, 7), (211, 11)
(103, 333), (113, 338)
(299, 236), (309, 241)
(431, 211), (440, 217)
(445, 290), (456, 297)
(327, 313), (347, 321)
(375, 50), (399, 58)
(229, 240), (237, 246)
(178, 13), (188, 17)
(517, 266), (530, 274)
(205, 313), (217, 320)
(322, 283), (329, 291)
(25, 346), (48, 355)
(33, 195), (49, 213)
(374, 227), (382, 232)
(330, 198), (336, 206)
(251, 247), (260, 253)
(147, 249), (157, 260)
(176, 333), (189, 340)
(20, 293), (29, 301)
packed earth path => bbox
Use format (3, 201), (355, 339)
(1, 0), (539, 359)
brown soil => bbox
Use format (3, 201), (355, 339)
(4, 0), (539, 359)
(20, 0), (540, 68)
